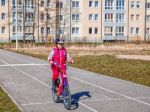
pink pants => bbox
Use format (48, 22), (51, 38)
(51, 65), (66, 95)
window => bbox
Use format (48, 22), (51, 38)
(1, 0), (5, 6)
(131, 1), (135, 8)
(116, 26), (124, 36)
(131, 14), (134, 20)
(47, 14), (50, 20)
(89, 14), (93, 20)
(95, 1), (99, 7)
(105, 0), (113, 9)
(47, 27), (50, 34)
(146, 15), (150, 21)
(104, 26), (113, 36)
(105, 13), (113, 23)
(47, 0), (50, 7)
(41, 1), (44, 7)
(41, 27), (44, 34)
(89, 27), (92, 34)
(130, 27), (134, 34)
(146, 28), (150, 34)
(95, 14), (99, 20)
(72, 1), (79, 8)
(72, 14), (80, 21)
(72, 27), (79, 34)
(116, 13), (124, 23)
(60, 15), (63, 21)
(136, 1), (140, 8)
(136, 14), (140, 20)
(146, 3), (150, 9)
(89, 1), (93, 7)
(95, 28), (98, 34)
(56, 2), (63, 8)
(1, 13), (5, 19)
(116, 0), (124, 10)
(41, 13), (44, 20)
(136, 27), (139, 34)
(1, 27), (6, 34)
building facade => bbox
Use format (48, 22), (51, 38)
(0, 0), (150, 42)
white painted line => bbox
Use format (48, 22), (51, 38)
(21, 101), (53, 106)
(81, 97), (150, 102)
(79, 102), (98, 112)
(0, 63), (48, 67)
(0, 59), (51, 88)
(71, 76), (150, 106)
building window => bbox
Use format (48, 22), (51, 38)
(136, 1), (140, 8)
(116, 26), (124, 36)
(41, 27), (44, 34)
(72, 27), (79, 34)
(47, 0), (51, 7)
(1, 27), (6, 34)
(136, 14), (140, 20)
(59, 15), (63, 21)
(105, 13), (113, 23)
(41, 13), (44, 21)
(131, 14), (134, 20)
(95, 14), (99, 20)
(89, 27), (92, 34)
(146, 28), (150, 34)
(47, 14), (50, 20)
(136, 27), (140, 34)
(146, 15), (150, 21)
(116, 13), (124, 23)
(47, 27), (50, 34)
(89, 1), (93, 7)
(72, 1), (79, 8)
(41, 1), (44, 7)
(72, 14), (80, 21)
(104, 26), (113, 36)
(131, 1), (135, 8)
(95, 28), (98, 34)
(146, 3), (150, 9)
(89, 14), (93, 20)
(95, 1), (99, 7)
(1, 0), (5, 6)
(1, 13), (6, 19)
(105, 0), (113, 9)
(116, 0), (124, 10)
(130, 27), (134, 34)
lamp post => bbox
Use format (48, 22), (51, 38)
(16, 0), (18, 51)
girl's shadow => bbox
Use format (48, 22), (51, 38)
(70, 91), (91, 110)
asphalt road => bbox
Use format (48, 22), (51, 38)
(0, 49), (150, 112)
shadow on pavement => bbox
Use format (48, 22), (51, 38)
(70, 91), (91, 110)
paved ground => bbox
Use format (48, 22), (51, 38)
(0, 49), (150, 112)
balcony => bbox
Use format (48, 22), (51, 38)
(11, 5), (23, 12)
(25, 20), (34, 26)
(25, 5), (35, 12)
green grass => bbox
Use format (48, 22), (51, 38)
(0, 87), (21, 112)
(73, 55), (150, 87)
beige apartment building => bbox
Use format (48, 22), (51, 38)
(0, 0), (150, 42)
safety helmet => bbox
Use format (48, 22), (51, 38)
(55, 38), (64, 44)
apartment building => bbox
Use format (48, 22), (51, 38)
(0, 0), (149, 42)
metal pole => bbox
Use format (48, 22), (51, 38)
(16, 0), (18, 51)
(70, 0), (72, 42)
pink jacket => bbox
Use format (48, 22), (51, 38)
(48, 47), (72, 66)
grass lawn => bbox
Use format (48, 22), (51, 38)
(0, 87), (20, 112)
(73, 55), (150, 87)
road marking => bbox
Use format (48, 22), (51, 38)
(0, 63), (48, 67)
(71, 76), (150, 106)
(0, 59), (51, 88)
(79, 102), (98, 112)
(21, 102), (53, 106)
